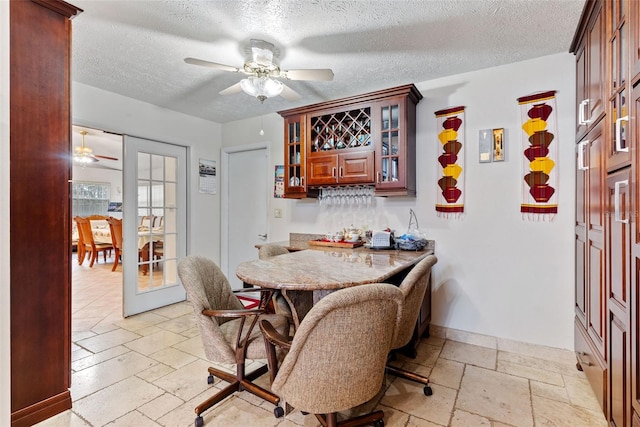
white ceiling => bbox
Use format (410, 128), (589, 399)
(71, 0), (586, 125)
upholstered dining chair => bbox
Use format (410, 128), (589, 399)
(177, 255), (290, 427)
(386, 254), (438, 396)
(257, 244), (292, 318)
(74, 216), (113, 268)
(259, 283), (404, 427)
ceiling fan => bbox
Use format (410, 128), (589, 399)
(184, 39), (334, 103)
(73, 130), (119, 164)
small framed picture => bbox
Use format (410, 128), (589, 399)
(493, 128), (505, 162)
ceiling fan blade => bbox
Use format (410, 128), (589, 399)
(184, 57), (241, 73)
(94, 154), (119, 161)
(281, 68), (334, 81)
(219, 82), (243, 96)
(280, 84), (302, 102)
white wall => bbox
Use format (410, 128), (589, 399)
(0, 1), (10, 424)
(222, 52), (576, 350)
(73, 83), (222, 262)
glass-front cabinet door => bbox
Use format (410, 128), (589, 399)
(374, 96), (415, 196)
(283, 115), (306, 197)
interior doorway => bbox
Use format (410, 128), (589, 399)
(221, 143), (270, 289)
(71, 125), (125, 327)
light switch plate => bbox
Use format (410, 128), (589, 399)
(274, 208), (282, 218)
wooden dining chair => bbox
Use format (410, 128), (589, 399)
(386, 254), (438, 395)
(75, 216), (113, 268)
(260, 283), (403, 426)
(106, 217), (123, 272)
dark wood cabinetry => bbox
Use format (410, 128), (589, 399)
(278, 84), (422, 198)
(574, 0), (640, 424)
(573, 0), (606, 142)
(10, 1), (81, 426)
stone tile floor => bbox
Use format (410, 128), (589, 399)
(36, 254), (608, 426)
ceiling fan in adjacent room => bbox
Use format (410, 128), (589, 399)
(73, 130), (119, 164)
(184, 38), (334, 103)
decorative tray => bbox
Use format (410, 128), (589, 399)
(308, 240), (364, 249)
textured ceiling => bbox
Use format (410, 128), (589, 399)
(71, 0), (585, 124)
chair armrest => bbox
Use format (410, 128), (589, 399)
(259, 319), (291, 351)
(202, 308), (265, 318)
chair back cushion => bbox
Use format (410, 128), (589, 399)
(272, 283), (403, 414)
(394, 255), (437, 349)
(258, 244), (289, 260)
(178, 255), (245, 363)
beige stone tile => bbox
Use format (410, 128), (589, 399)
(136, 363), (176, 383)
(152, 359), (218, 401)
(446, 328), (497, 349)
(135, 325), (166, 337)
(123, 330), (188, 355)
(456, 365), (532, 427)
(72, 317), (105, 332)
(137, 392), (184, 421)
(71, 346), (93, 362)
(72, 330), (96, 342)
(394, 342), (441, 368)
(105, 410), (161, 426)
(156, 314), (196, 334)
(439, 340), (497, 369)
(450, 409), (491, 426)
(71, 351), (157, 400)
(33, 410), (91, 427)
(149, 347), (198, 369)
(563, 375), (603, 412)
(71, 345), (130, 373)
(422, 334), (446, 348)
(530, 380), (570, 403)
(73, 376), (165, 426)
(497, 338), (576, 365)
(532, 395), (608, 426)
(497, 359), (564, 386)
(429, 357), (464, 390)
(381, 380), (456, 426)
(152, 301), (193, 319)
(76, 328), (141, 353)
(181, 326), (202, 338)
(498, 350), (584, 379)
(172, 335), (207, 359)
(114, 312), (169, 332)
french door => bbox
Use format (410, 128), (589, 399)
(122, 135), (187, 316)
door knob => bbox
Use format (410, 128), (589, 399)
(258, 234), (267, 239)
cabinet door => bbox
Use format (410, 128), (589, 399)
(607, 0), (631, 171)
(631, 81), (640, 418)
(607, 168), (631, 427)
(588, 0), (606, 127)
(374, 96), (411, 194)
(338, 151), (374, 184)
(307, 154), (338, 186)
(577, 40), (589, 141)
(284, 115), (307, 197)
(576, 138), (589, 326)
(631, 0), (640, 80)
(588, 122), (607, 358)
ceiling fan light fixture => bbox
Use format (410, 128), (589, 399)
(73, 130), (99, 163)
(240, 76), (283, 103)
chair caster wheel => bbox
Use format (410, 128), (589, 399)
(423, 385), (433, 396)
(207, 374), (214, 384)
(195, 415), (204, 427)
(373, 419), (384, 427)
(274, 406), (285, 418)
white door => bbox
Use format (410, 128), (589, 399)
(122, 135), (187, 316)
(222, 144), (269, 289)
